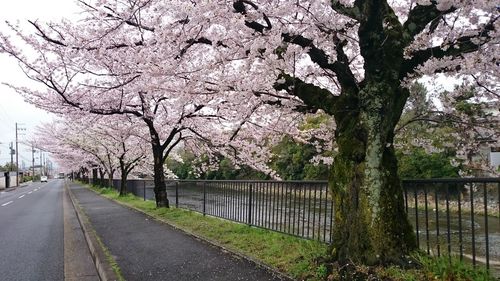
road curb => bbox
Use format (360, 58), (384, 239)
(65, 183), (120, 281)
(86, 186), (294, 281)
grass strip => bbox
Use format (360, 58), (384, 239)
(90, 215), (126, 281)
(70, 187), (126, 281)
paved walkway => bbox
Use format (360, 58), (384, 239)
(63, 185), (100, 281)
(69, 183), (286, 281)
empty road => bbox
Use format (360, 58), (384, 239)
(0, 180), (64, 281)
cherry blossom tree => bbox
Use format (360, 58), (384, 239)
(1, 0), (498, 265)
(0, 1), (256, 207)
(37, 118), (117, 184)
(92, 116), (149, 195)
(171, 0), (499, 264)
(36, 114), (149, 195)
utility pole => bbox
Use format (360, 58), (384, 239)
(16, 123), (18, 185)
(9, 142), (14, 172)
(43, 154), (47, 177)
(15, 123), (24, 186)
(40, 150), (43, 176)
(32, 145), (35, 181)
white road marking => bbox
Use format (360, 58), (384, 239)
(1, 201), (13, 207)
(33, 189), (38, 192)
(28, 191), (33, 194)
(19, 195), (25, 199)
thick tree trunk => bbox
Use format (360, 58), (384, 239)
(330, 84), (416, 265)
(152, 142), (169, 208)
(108, 171), (114, 189)
(119, 173), (127, 196)
(118, 159), (129, 196)
(144, 117), (170, 208)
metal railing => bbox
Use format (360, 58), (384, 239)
(89, 177), (500, 270)
(403, 178), (500, 271)
(174, 180), (333, 243)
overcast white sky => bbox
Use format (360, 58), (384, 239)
(0, 0), (79, 169)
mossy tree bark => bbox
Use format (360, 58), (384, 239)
(108, 171), (114, 189)
(327, 1), (418, 264)
(329, 84), (416, 264)
(150, 128), (170, 208)
(277, 75), (417, 264)
(119, 172), (128, 196)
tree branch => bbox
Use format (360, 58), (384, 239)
(282, 33), (359, 94)
(395, 110), (497, 134)
(274, 73), (337, 115)
(402, 1), (457, 44)
(401, 17), (497, 78)
(177, 37), (228, 59)
(233, 0), (272, 33)
(330, 0), (362, 21)
(163, 134), (184, 163)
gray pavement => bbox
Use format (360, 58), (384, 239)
(0, 181), (64, 281)
(63, 185), (100, 281)
(0, 180), (100, 281)
(69, 182), (287, 281)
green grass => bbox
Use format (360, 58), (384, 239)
(375, 253), (495, 281)
(75, 186), (125, 281)
(416, 253), (494, 281)
(94, 225), (126, 281)
(87, 185), (496, 281)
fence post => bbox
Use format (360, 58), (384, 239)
(203, 182), (206, 216)
(175, 181), (179, 208)
(143, 180), (146, 201)
(248, 183), (253, 226)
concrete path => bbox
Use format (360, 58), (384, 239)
(63, 185), (100, 281)
(68, 182), (286, 281)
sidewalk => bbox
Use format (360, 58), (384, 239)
(63, 185), (100, 281)
(68, 182), (287, 281)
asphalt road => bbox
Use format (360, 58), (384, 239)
(0, 180), (64, 281)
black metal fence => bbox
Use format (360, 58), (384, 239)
(175, 180), (333, 242)
(89, 177), (499, 271)
(403, 178), (500, 272)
